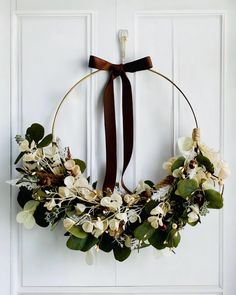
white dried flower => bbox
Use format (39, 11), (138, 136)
(63, 217), (76, 230)
(19, 139), (30, 152)
(82, 221), (93, 233)
(64, 159), (76, 170)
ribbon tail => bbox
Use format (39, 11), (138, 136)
(121, 74), (133, 194)
(102, 74), (117, 193)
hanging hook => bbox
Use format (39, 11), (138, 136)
(118, 29), (128, 64)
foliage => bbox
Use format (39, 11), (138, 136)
(10, 123), (229, 262)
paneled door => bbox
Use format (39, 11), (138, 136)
(0, 0), (235, 294)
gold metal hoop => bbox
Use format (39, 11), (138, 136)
(51, 68), (199, 141)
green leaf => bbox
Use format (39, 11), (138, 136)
(99, 234), (114, 252)
(188, 220), (199, 227)
(34, 203), (49, 227)
(134, 221), (155, 241)
(66, 234), (98, 252)
(16, 210), (36, 229)
(196, 154), (214, 174)
(144, 200), (158, 214)
(74, 159), (86, 173)
(23, 200), (39, 212)
(16, 167), (26, 173)
(113, 244), (131, 262)
(68, 226), (88, 239)
(204, 189), (223, 209)
(175, 179), (198, 199)
(167, 230), (181, 248)
(67, 235), (87, 250)
(26, 123), (44, 143)
(171, 156), (185, 172)
(14, 152), (25, 164)
(144, 180), (155, 188)
(148, 229), (168, 250)
(81, 235), (98, 252)
(37, 134), (53, 148)
(17, 187), (33, 208)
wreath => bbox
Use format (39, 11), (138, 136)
(11, 56), (230, 262)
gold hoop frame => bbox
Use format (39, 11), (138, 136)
(51, 68), (199, 141)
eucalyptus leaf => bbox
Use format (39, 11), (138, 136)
(175, 179), (198, 199)
(134, 221), (155, 241)
(66, 235), (87, 250)
(81, 235), (98, 252)
(204, 189), (223, 209)
(17, 187), (33, 208)
(34, 203), (49, 227)
(74, 159), (86, 173)
(148, 229), (168, 250)
(188, 220), (199, 227)
(144, 200), (158, 214)
(14, 152), (25, 165)
(23, 200), (39, 212)
(68, 226), (88, 239)
(37, 134), (53, 148)
(66, 234), (98, 252)
(167, 230), (181, 248)
(16, 211), (36, 229)
(99, 233), (114, 252)
(196, 154), (214, 174)
(144, 180), (155, 188)
(113, 244), (131, 262)
(26, 123), (44, 143)
(171, 156), (185, 172)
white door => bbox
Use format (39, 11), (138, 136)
(1, 0), (235, 294)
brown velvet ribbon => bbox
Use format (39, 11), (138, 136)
(89, 55), (153, 193)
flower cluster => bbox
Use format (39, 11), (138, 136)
(13, 123), (229, 262)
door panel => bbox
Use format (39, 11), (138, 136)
(0, 0), (235, 294)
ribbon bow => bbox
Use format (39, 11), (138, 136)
(89, 55), (153, 193)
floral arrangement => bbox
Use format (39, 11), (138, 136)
(13, 123), (230, 262)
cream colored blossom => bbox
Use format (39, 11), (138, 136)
(125, 236), (132, 248)
(202, 178), (216, 190)
(64, 159), (76, 170)
(82, 221), (93, 233)
(116, 212), (128, 223)
(43, 145), (58, 159)
(148, 202), (170, 229)
(100, 193), (123, 211)
(58, 186), (70, 198)
(75, 203), (86, 214)
(44, 198), (56, 211)
(150, 205), (164, 216)
(124, 194), (140, 206)
(188, 204), (200, 223)
(52, 166), (64, 175)
(93, 218), (108, 238)
(218, 161), (231, 180)
(19, 139), (30, 152)
(64, 176), (75, 189)
(172, 168), (183, 178)
(109, 219), (120, 231)
(23, 153), (36, 162)
(135, 180), (151, 194)
(72, 165), (81, 177)
(178, 137), (194, 155)
(128, 209), (140, 223)
(63, 217), (76, 230)
(16, 211), (35, 229)
(148, 216), (163, 229)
